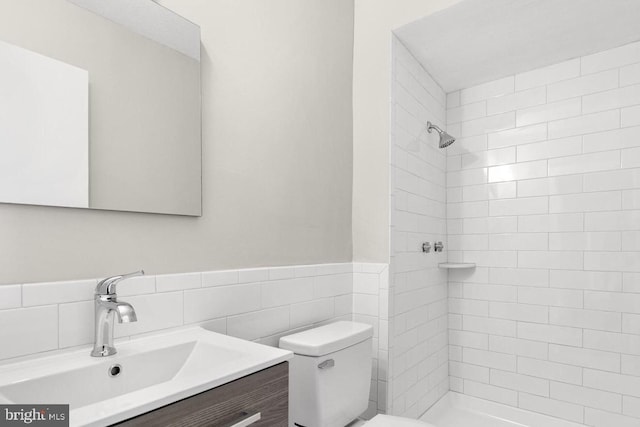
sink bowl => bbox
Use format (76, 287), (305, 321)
(0, 327), (292, 426)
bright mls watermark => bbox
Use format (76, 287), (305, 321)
(0, 405), (68, 426)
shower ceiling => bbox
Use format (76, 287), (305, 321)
(394, 0), (640, 92)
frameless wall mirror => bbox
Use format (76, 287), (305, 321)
(0, 0), (201, 216)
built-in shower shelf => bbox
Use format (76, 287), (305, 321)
(438, 263), (476, 269)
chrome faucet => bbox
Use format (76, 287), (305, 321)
(91, 270), (144, 357)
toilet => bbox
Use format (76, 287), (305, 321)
(279, 321), (434, 427)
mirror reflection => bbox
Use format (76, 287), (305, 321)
(0, 0), (201, 216)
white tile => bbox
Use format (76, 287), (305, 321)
(184, 283), (261, 323)
(581, 40), (640, 74)
(585, 210), (640, 231)
(353, 273), (379, 295)
(624, 396), (640, 419)
(584, 290), (640, 314)
(583, 84), (640, 114)
(517, 175), (582, 197)
(449, 330), (488, 350)
(262, 277), (314, 308)
(583, 329), (640, 355)
(447, 101), (486, 124)
(460, 76), (514, 105)
(518, 287), (583, 308)
(620, 62), (640, 87)
(0, 306), (58, 360)
(314, 273), (352, 298)
(583, 126), (640, 153)
(447, 167), (488, 187)
(0, 285), (21, 309)
(463, 251), (517, 268)
(268, 266), (296, 280)
(518, 357), (583, 385)
(621, 105), (640, 127)
(550, 306), (620, 333)
(490, 268), (549, 287)
(624, 273), (640, 293)
(449, 298), (489, 317)
(623, 313), (640, 335)
(487, 87), (546, 115)
(491, 370), (549, 396)
(22, 279), (95, 307)
(585, 408), (640, 427)
(447, 201), (488, 219)
(622, 147), (640, 169)
(462, 283), (516, 302)
(489, 233), (548, 250)
(584, 168), (640, 193)
(464, 315), (516, 337)
(489, 336), (548, 359)
(290, 298), (334, 329)
(447, 91), (460, 108)
(463, 380), (518, 406)
(156, 272), (201, 292)
(518, 393), (583, 423)
(354, 293), (379, 317)
(584, 368), (640, 398)
(115, 292), (184, 338)
(227, 306), (290, 341)
(448, 234), (489, 251)
(622, 230), (640, 250)
(549, 191), (621, 213)
(622, 354), (640, 376)
(548, 151), (620, 176)
(549, 231), (621, 251)
(117, 275), (156, 297)
(516, 59), (580, 90)
(516, 137), (582, 162)
(550, 270), (622, 292)
(489, 196), (548, 216)
(549, 344), (620, 372)
(59, 300), (93, 348)
(488, 160), (547, 183)
(462, 182), (516, 201)
(551, 382), (621, 413)
(518, 251), (583, 270)
(516, 98), (581, 127)
(518, 322), (582, 346)
(488, 124), (547, 149)
(518, 213), (584, 232)
(547, 69), (619, 102)
(490, 302), (548, 323)
(460, 147), (515, 169)
(463, 348), (516, 371)
(449, 361), (489, 383)
(585, 252), (640, 272)
(548, 109), (620, 139)
(461, 112), (515, 137)
(447, 134), (488, 155)
(238, 268), (269, 283)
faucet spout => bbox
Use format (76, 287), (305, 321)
(91, 271), (142, 357)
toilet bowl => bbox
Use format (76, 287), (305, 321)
(279, 321), (435, 427)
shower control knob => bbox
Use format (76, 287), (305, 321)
(422, 242), (432, 253)
(434, 241), (444, 252)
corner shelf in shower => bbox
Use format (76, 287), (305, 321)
(438, 262), (476, 269)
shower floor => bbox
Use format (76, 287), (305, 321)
(420, 392), (586, 427)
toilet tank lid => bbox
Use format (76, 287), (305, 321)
(279, 321), (373, 356)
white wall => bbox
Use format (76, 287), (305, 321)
(352, 0), (463, 263)
(387, 37), (449, 418)
(0, 0), (354, 285)
(446, 40), (640, 426)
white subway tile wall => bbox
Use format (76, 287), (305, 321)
(446, 40), (640, 426)
(390, 37), (449, 418)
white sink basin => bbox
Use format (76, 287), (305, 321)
(0, 327), (292, 426)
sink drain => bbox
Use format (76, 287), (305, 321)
(108, 364), (122, 377)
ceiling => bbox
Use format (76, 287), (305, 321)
(394, 0), (640, 92)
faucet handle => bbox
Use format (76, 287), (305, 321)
(96, 270), (145, 295)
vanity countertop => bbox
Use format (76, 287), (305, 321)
(0, 326), (293, 427)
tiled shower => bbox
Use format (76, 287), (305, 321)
(390, 34), (640, 425)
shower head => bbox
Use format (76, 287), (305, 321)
(427, 121), (456, 148)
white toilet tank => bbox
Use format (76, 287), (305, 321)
(279, 321), (374, 427)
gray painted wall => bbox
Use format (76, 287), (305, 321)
(0, 0), (354, 284)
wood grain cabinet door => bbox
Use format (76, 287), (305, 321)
(114, 362), (288, 427)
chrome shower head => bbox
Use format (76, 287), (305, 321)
(427, 121), (456, 148)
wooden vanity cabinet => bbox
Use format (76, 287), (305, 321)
(114, 362), (288, 427)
